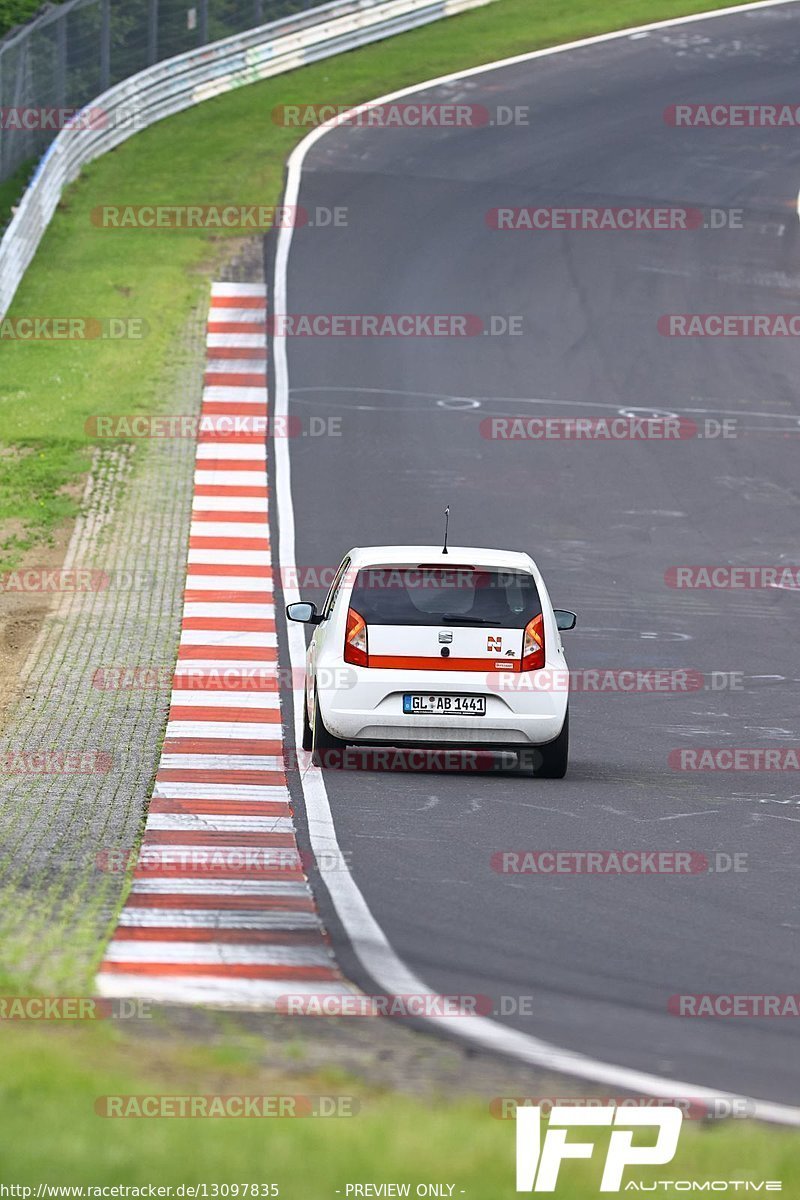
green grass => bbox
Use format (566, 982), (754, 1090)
(0, 0), (764, 569)
(0, 1021), (798, 1190)
(0, 441), (89, 563)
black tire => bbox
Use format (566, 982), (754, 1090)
(301, 691), (313, 752)
(311, 691), (346, 768)
(530, 708), (569, 779)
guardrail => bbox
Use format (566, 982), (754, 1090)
(0, 0), (493, 319)
(0, 0), (327, 186)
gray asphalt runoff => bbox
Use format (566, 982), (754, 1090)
(270, 3), (800, 1106)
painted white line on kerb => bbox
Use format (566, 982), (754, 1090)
(208, 309), (267, 325)
(118, 908), (321, 929)
(272, 0), (800, 1126)
(184, 573), (273, 590)
(207, 333), (267, 349)
(152, 782), (290, 802)
(191, 497), (270, 512)
(195, 444), (267, 461)
(145, 814), (294, 832)
(186, 553), (272, 569)
(211, 282), (267, 297)
(169, 688), (281, 706)
(159, 754), (285, 772)
(194, 471), (268, 487)
(164, 722), (283, 741)
(103, 943), (331, 966)
(189, 521), (270, 539)
(129, 879), (310, 896)
(178, 632), (277, 651)
(202, 386), (268, 403)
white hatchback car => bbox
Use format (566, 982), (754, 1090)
(287, 545), (576, 777)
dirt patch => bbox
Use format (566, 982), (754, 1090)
(0, 518), (76, 732)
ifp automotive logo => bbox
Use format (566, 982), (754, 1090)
(515, 1104), (683, 1192)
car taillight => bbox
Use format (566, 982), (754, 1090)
(343, 606), (368, 667)
(521, 613), (545, 671)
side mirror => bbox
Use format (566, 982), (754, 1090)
(286, 601), (321, 625)
(554, 609), (577, 631)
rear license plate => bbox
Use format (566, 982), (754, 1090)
(403, 693), (486, 715)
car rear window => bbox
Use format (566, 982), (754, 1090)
(349, 566), (541, 628)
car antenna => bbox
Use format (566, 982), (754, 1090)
(442, 505), (450, 555)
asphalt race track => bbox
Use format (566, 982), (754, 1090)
(273, 3), (800, 1106)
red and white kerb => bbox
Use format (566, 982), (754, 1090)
(96, 282), (350, 1006)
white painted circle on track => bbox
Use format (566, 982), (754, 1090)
(618, 407), (680, 420)
(436, 397), (481, 410)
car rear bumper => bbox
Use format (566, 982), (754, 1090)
(316, 661), (568, 746)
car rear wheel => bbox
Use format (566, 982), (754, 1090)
(311, 691), (346, 768)
(526, 709), (569, 779)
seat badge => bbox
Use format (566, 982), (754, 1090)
(438, 630), (453, 644)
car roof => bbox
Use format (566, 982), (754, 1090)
(345, 545), (536, 571)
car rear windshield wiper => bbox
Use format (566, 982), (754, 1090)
(439, 614), (504, 626)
